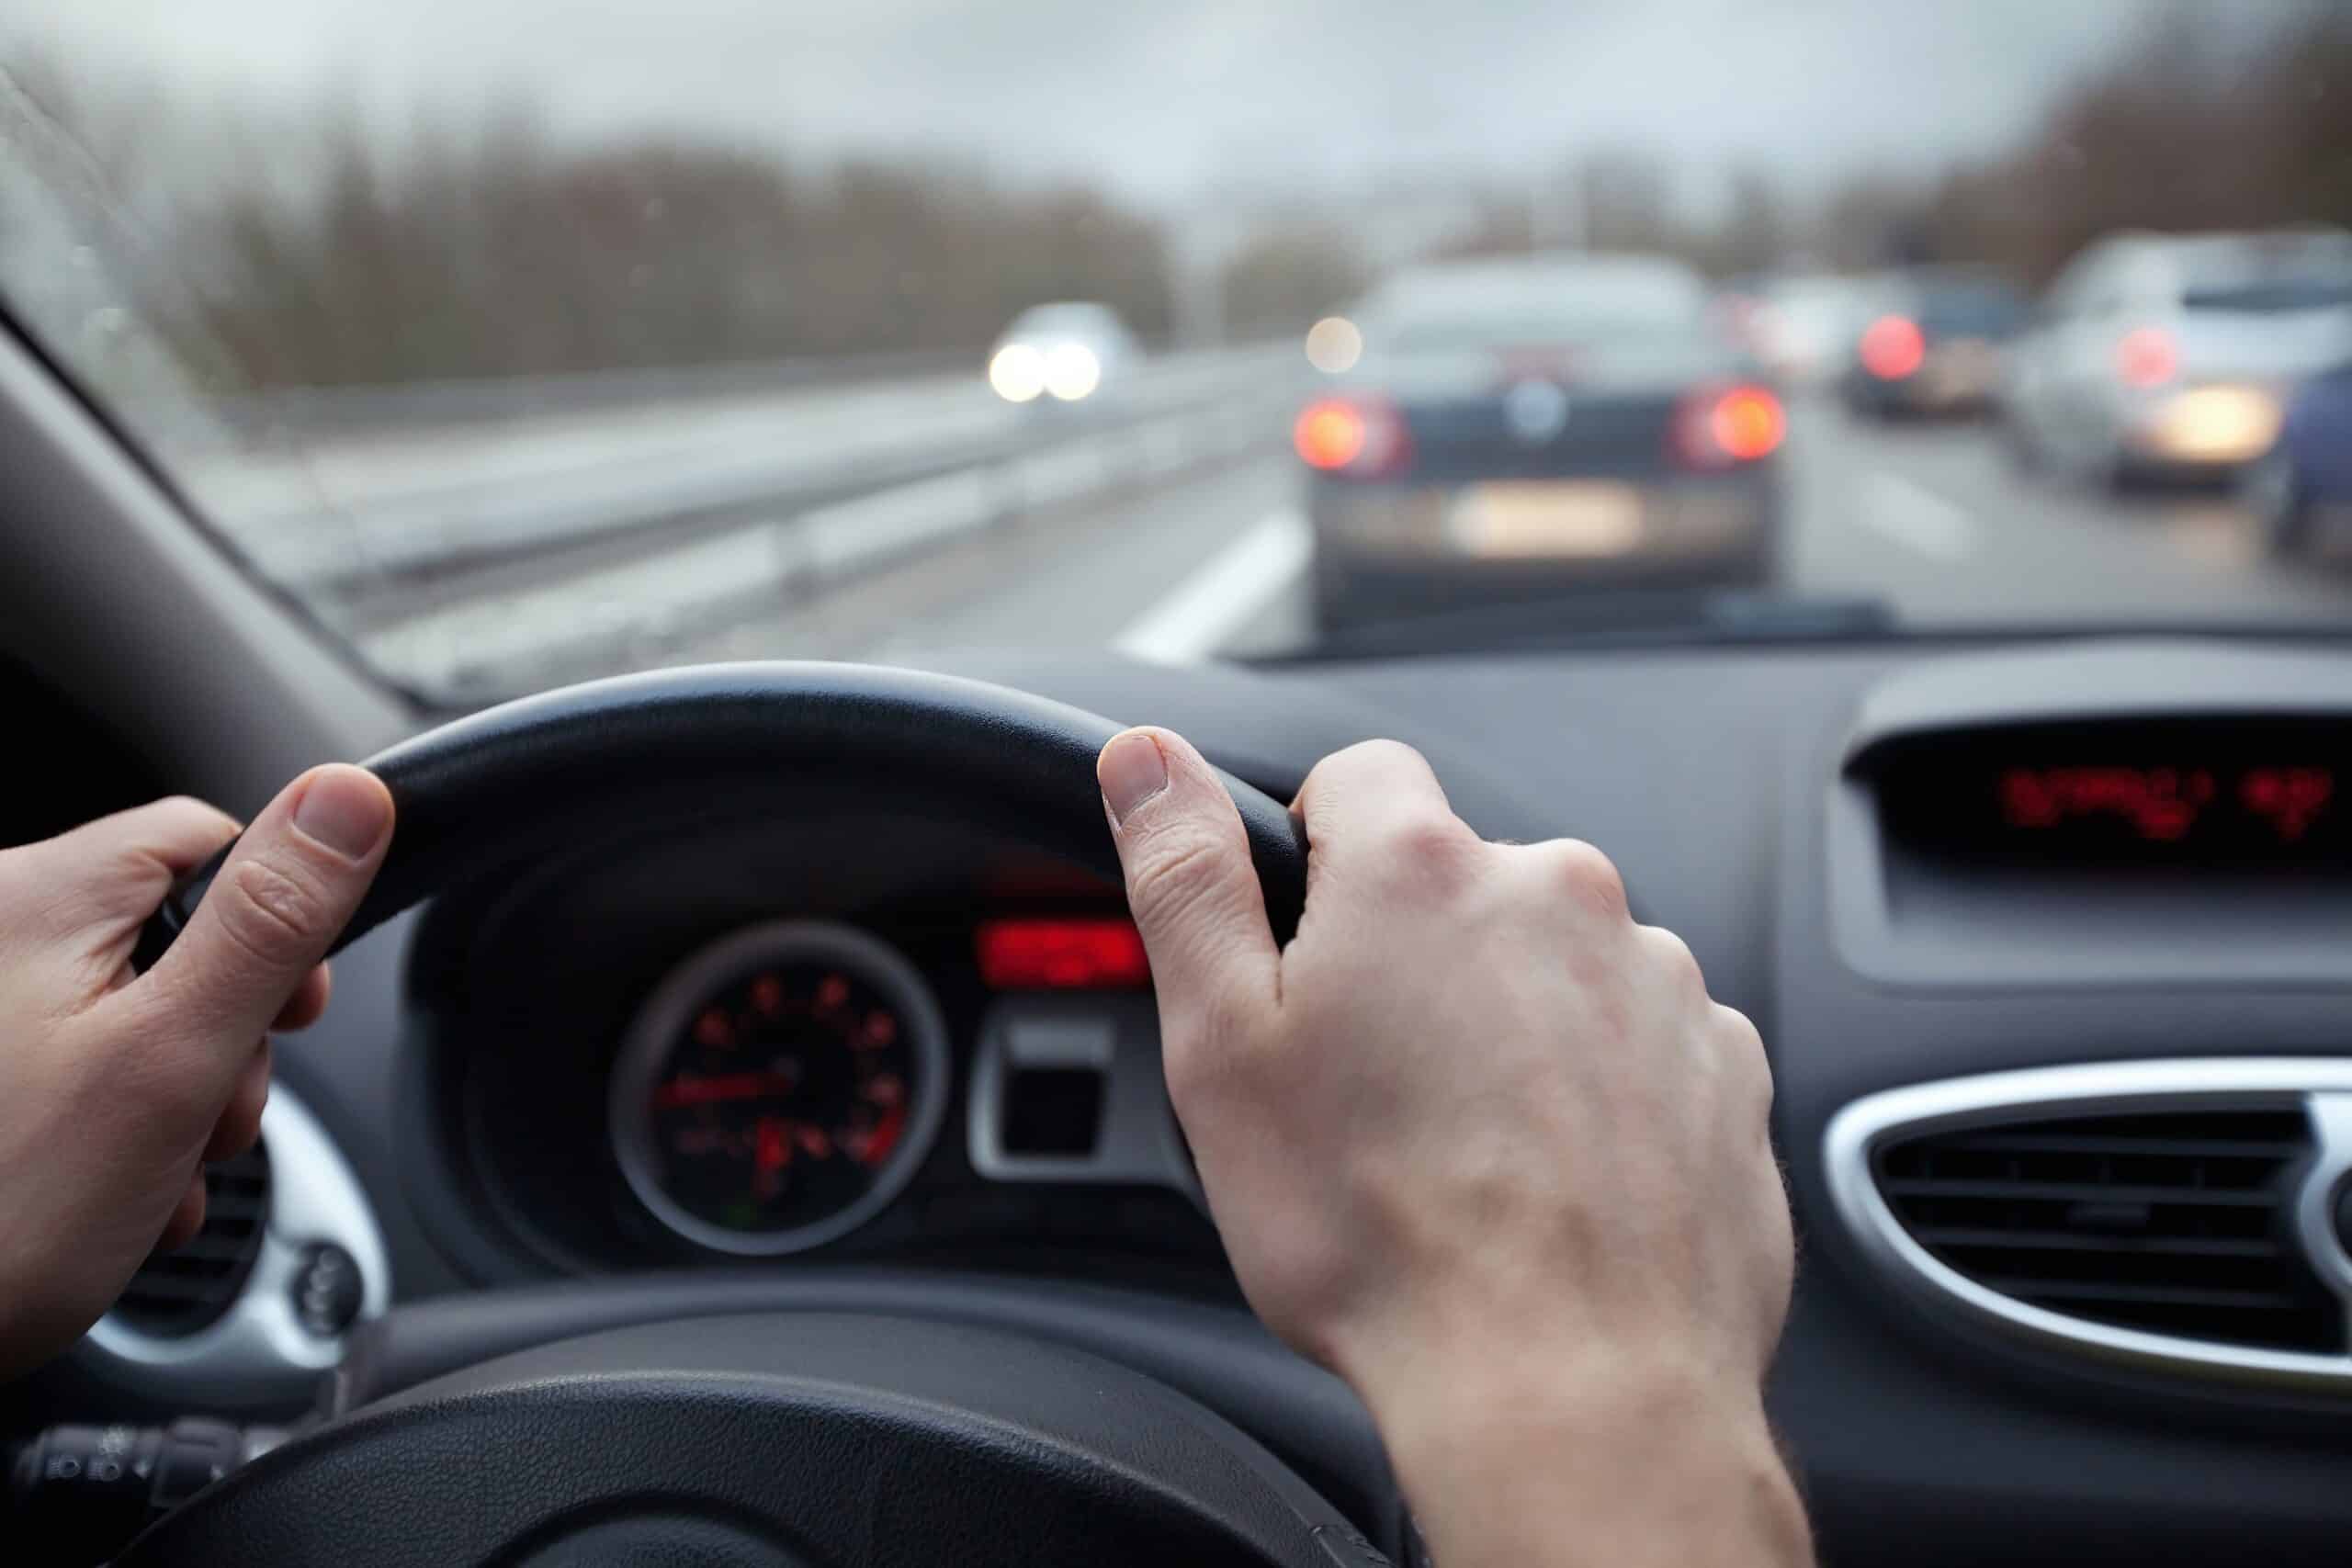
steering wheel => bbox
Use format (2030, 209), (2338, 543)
(140, 661), (1309, 964)
(126, 664), (1360, 1568)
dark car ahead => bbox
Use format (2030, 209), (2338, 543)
(2250, 358), (2352, 562)
(1296, 254), (1786, 632)
(1842, 268), (2030, 419)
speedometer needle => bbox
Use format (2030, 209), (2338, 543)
(652, 1069), (800, 1110)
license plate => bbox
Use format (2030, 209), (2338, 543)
(1448, 481), (1644, 558)
(1924, 339), (1996, 400)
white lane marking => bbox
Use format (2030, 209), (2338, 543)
(1859, 472), (1976, 562)
(1114, 509), (1312, 665)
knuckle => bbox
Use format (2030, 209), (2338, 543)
(213, 855), (332, 968)
(1713, 1003), (1775, 1118)
(157, 795), (238, 832)
(1371, 813), (1476, 890)
(1538, 838), (1628, 919)
(1348, 738), (1431, 774)
(1639, 923), (1706, 992)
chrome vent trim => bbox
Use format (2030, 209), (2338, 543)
(79, 1080), (391, 1401)
(111, 1141), (271, 1337)
(1825, 1059), (2352, 1392)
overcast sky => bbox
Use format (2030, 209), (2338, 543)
(14, 0), (2186, 208)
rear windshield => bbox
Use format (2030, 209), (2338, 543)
(2182, 277), (2352, 314)
(1378, 288), (1706, 353)
(1008, 306), (1121, 335)
(1918, 288), (2029, 335)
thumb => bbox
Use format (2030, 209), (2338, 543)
(1098, 728), (1279, 1030)
(139, 764), (393, 1052)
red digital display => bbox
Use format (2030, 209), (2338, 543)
(1874, 721), (2352, 875)
(1997, 765), (2335, 845)
(976, 918), (1151, 989)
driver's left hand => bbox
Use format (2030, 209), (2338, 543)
(0, 765), (391, 1376)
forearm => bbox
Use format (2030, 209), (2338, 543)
(1363, 1350), (1813, 1568)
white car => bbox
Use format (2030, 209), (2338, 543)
(985, 302), (1140, 406)
(2003, 229), (2352, 485)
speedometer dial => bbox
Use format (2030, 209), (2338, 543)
(609, 921), (949, 1255)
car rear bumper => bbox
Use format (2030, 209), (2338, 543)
(1845, 371), (1997, 417)
(2116, 382), (2289, 480)
(1306, 470), (1779, 625)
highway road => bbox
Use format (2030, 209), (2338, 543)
(462, 394), (2352, 685)
(219, 358), (2352, 696)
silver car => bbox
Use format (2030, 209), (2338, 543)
(2004, 229), (2352, 486)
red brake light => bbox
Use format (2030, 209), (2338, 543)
(1294, 400), (1367, 469)
(1859, 315), (1926, 379)
(1674, 383), (1785, 468)
(976, 919), (1151, 990)
(2116, 327), (2178, 389)
(1294, 396), (1410, 477)
(1709, 386), (1785, 461)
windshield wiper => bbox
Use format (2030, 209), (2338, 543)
(1282, 588), (1900, 662)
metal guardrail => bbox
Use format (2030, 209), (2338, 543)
(210, 344), (1301, 596)
(215, 350), (979, 437)
(352, 383), (1306, 693)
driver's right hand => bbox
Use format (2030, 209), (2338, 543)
(1098, 728), (1811, 1568)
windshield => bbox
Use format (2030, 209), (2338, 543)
(4, 4), (2351, 694)
(2185, 279), (2352, 315)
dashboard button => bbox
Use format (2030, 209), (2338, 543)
(291, 1242), (365, 1337)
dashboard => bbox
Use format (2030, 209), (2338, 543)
(15, 635), (2352, 1566)
(409, 811), (1221, 1285)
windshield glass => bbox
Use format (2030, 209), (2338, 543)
(2185, 279), (2352, 315)
(4, 4), (2351, 694)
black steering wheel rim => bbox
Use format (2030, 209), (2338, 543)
(141, 661), (1312, 966)
(119, 1313), (1370, 1568)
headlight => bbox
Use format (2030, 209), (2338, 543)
(1043, 343), (1102, 401)
(988, 344), (1046, 403)
(2143, 385), (2283, 464)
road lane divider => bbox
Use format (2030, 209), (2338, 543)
(1860, 472), (1977, 562)
(1114, 510), (1314, 665)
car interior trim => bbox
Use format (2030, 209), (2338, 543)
(967, 991), (1202, 1194)
(0, 321), (406, 814)
(79, 1080), (392, 1402)
(1824, 1057), (2352, 1393)
(1828, 641), (2352, 988)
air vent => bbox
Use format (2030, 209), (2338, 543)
(110, 1142), (270, 1337)
(1874, 1109), (2339, 1354)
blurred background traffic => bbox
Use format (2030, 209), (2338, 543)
(2, 0), (2348, 690)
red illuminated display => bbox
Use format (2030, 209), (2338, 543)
(977, 918), (1152, 989)
(1997, 765), (2335, 845)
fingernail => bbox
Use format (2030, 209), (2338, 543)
(1099, 730), (1170, 829)
(291, 766), (391, 859)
